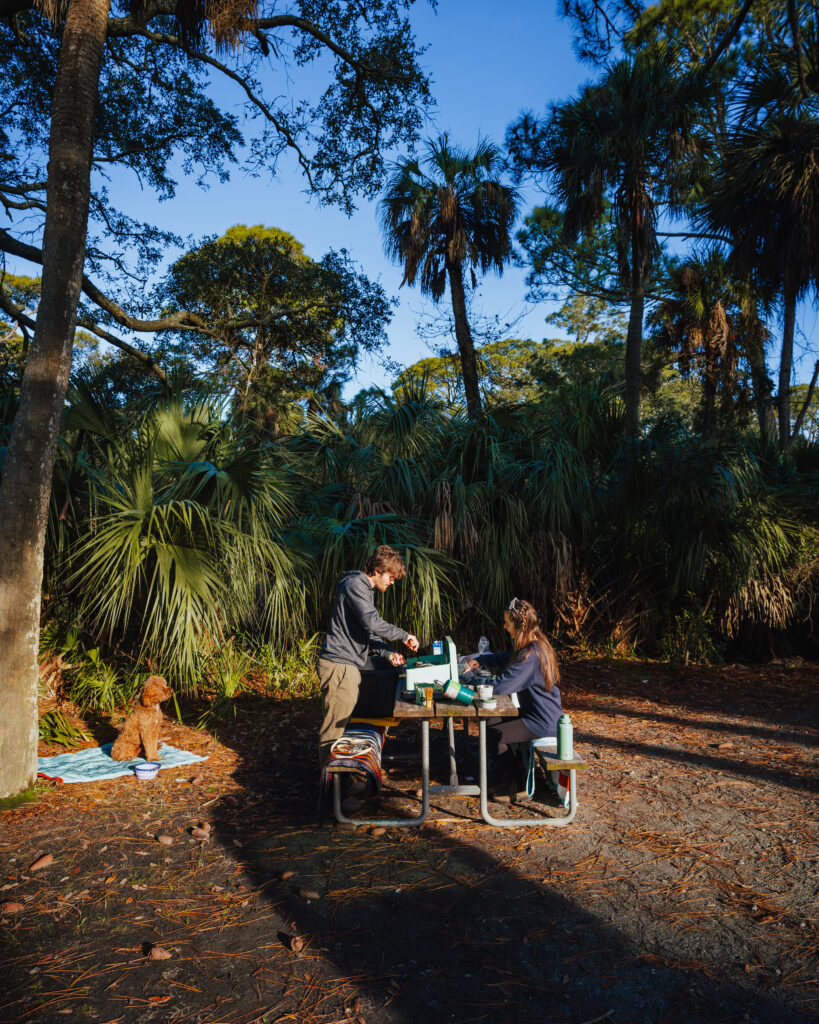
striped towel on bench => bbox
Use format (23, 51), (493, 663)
(321, 723), (387, 798)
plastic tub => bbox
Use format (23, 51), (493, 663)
(133, 761), (161, 780)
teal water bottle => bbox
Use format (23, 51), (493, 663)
(557, 713), (573, 761)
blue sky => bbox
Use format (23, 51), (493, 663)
(8, 1), (817, 393)
(101, 0), (590, 396)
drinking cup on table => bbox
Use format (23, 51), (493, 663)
(424, 685), (434, 708)
(476, 683), (494, 702)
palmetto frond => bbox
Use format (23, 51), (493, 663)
(701, 112), (819, 300)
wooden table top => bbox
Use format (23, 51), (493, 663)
(393, 685), (518, 719)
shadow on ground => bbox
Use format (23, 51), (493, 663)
(3, 662), (817, 1024)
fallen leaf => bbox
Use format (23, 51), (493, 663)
(1, 902), (24, 914)
(300, 889), (320, 901)
(146, 945), (172, 960)
(157, 836), (174, 847)
(105, 875), (116, 884)
(288, 935), (303, 952)
(279, 870), (295, 881)
(190, 828), (210, 841)
(370, 827), (386, 838)
(223, 794), (240, 807)
(198, 821), (211, 833)
(29, 854), (54, 872)
(718, 742), (736, 750)
(190, 774), (204, 786)
(148, 994), (171, 1002)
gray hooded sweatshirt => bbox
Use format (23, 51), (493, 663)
(320, 570), (409, 668)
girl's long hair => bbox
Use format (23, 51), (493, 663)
(508, 599), (559, 691)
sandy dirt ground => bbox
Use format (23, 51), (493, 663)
(1, 659), (817, 1024)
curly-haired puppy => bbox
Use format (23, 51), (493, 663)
(110, 676), (173, 762)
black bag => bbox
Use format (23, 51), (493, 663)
(352, 655), (400, 718)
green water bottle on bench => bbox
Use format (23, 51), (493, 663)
(557, 713), (573, 761)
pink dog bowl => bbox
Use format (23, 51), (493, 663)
(133, 762), (160, 780)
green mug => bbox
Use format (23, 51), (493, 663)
(442, 679), (476, 705)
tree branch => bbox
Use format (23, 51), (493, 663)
(0, 227), (208, 334)
(75, 318), (168, 381)
(0, 268), (168, 380)
(699, 0), (757, 81)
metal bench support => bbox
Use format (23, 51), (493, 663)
(477, 719), (578, 828)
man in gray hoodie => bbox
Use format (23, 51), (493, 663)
(318, 545), (419, 765)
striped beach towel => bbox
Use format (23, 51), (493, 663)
(322, 723), (387, 798)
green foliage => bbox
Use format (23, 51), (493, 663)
(197, 637), (254, 725)
(255, 634), (323, 698)
(160, 226), (392, 429)
(67, 648), (128, 718)
(38, 710), (90, 748)
(53, 389), (306, 689)
(659, 603), (725, 666)
(39, 372), (819, 675)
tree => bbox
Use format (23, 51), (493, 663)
(546, 293), (628, 347)
(508, 49), (711, 435)
(379, 134), (519, 419)
(700, 110), (819, 448)
(159, 224), (393, 432)
(0, 0), (431, 796)
(648, 251), (764, 435)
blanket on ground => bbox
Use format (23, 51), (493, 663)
(37, 743), (207, 784)
(322, 723), (387, 798)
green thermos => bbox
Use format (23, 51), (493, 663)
(557, 713), (573, 760)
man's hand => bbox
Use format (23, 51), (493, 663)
(389, 651), (406, 667)
(404, 634), (419, 652)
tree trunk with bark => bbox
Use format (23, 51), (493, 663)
(623, 282), (645, 439)
(446, 259), (482, 419)
(0, 0), (111, 797)
(778, 286), (797, 451)
(745, 328), (776, 442)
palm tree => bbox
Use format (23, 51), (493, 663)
(509, 49), (710, 436)
(380, 135), (519, 419)
(650, 251), (770, 436)
(700, 110), (819, 449)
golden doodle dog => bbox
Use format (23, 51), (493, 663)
(111, 675), (173, 762)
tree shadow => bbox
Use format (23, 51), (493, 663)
(192, 693), (814, 1024)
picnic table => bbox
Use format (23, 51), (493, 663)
(331, 683), (587, 828)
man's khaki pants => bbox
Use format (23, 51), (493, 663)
(318, 659), (361, 766)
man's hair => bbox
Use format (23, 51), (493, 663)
(364, 544), (406, 579)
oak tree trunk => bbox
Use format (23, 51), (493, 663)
(778, 287), (797, 451)
(0, 0), (110, 797)
(446, 259), (482, 420)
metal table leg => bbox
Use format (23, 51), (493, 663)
(333, 720), (430, 827)
(448, 717), (458, 785)
(430, 715), (480, 796)
(478, 718), (578, 827)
